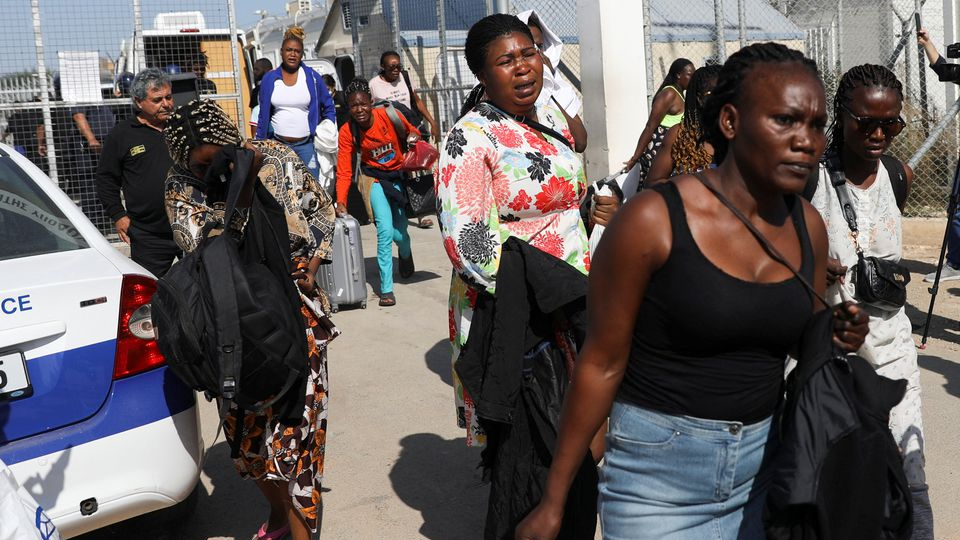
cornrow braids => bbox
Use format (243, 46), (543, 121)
(827, 64), (904, 158)
(164, 99), (242, 168)
(345, 78), (371, 100)
(701, 42), (820, 163)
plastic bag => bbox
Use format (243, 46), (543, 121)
(588, 166), (642, 255)
(0, 458), (61, 540)
(400, 140), (440, 172)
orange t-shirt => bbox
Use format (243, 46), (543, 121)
(336, 107), (419, 205)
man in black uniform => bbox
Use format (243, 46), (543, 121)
(96, 68), (180, 277)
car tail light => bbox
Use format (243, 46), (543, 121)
(113, 275), (165, 379)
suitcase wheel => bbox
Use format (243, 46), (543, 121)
(331, 304), (339, 313)
(361, 302), (367, 309)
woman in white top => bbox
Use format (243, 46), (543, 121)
(255, 26), (337, 180)
(808, 64), (933, 540)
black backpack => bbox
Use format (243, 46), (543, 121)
(152, 148), (308, 429)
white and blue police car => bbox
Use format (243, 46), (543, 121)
(0, 143), (202, 538)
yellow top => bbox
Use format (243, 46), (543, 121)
(659, 85), (685, 128)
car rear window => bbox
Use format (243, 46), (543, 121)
(0, 156), (89, 261)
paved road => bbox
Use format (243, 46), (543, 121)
(80, 218), (960, 539)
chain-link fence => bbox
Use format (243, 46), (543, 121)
(0, 0), (245, 236)
(643, 0), (957, 216)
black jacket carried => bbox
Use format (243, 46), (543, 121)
(456, 237), (595, 540)
(764, 309), (913, 540)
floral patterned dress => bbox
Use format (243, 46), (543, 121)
(437, 102), (590, 447)
(165, 139), (337, 532)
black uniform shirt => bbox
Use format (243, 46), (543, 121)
(95, 116), (174, 235)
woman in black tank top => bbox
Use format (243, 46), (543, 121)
(517, 43), (868, 540)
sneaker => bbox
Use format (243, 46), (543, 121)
(923, 263), (960, 283)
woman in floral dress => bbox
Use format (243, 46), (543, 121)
(437, 14), (590, 448)
(163, 100), (336, 540)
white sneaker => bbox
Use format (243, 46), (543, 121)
(923, 263), (960, 283)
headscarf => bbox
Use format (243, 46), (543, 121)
(515, 9), (581, 115)
(164, 99), (242, 168)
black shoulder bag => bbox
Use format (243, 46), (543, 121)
(825, 161), (911, 311)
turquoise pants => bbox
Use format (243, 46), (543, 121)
(369, 181), (411, 294)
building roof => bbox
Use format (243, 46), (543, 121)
(649, 0), (805, 43)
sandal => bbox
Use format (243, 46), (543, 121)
(416, 217), (434, 229)
(379, 292), (397, 307)
(399, 254), (415, 279)
(253, 523), (290, 540)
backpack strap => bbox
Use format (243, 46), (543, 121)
(879, 154), (908, 210)
(402, 70), (416, 104)
(824, 155), (860, 239)
(380, 101), (410, 153)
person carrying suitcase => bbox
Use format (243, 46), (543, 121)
(335, 78), (419, 307)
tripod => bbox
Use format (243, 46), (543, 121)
(919, 154), (960, 348)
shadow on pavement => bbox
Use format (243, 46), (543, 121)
(905, 301), (960, 347)
(77, 440), (264, 539)
(902, 258), (938, 276)
(390, 433), (488, 540)
(918, 354), (960, 399)
(425, 339), (454, 387)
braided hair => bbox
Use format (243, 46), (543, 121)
(345, 78), (371, 101)
(827, 64), (903, 158)
(671, 65), (721, 174)
(164, 99), (241, 168)
(701, 42), (820, 163)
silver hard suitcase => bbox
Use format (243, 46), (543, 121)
(317, 215), (367, 312)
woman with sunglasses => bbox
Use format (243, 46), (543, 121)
(807, 64), (933, 540)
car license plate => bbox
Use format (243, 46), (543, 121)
(0, 351), (33, 401)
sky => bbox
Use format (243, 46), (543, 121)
(0, 0), (329, 76)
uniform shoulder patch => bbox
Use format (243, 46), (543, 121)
(130, 144), (146, 157)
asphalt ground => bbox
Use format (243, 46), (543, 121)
(78, 217), (960, 540)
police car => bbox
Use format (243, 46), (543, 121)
(0, 143), (201, 537)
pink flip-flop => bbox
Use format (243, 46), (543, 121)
(254, 523), (290, 540)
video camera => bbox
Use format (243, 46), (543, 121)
(938, 43), (960, 83)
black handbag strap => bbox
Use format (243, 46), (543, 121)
(824, 157), (867, 256)
(482, 101), (573, 151)
(693, 172), (829, 309)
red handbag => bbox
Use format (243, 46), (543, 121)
(400, 140), (440, 172)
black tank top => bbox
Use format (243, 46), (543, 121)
(619, 182), (814, 424)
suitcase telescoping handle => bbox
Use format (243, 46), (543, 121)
(344, 220), (360, 281)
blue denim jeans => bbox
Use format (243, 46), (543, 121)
(599, 402), (775, 540)
(279, 135), (320, 180)
(947, 205), (960, 269)
(368, 181), (411, 294)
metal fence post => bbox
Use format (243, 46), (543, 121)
(737, 0), (747, 50)
(642, 0), (655, 107)
(31, 0), (57, 183)
(350, 2), (364, 79)
(437, 0), (450, 131)
(133, 0), (144, 75)
(836, 0), (843, 73)
(391, 0), (401, 57)
(714, 0), (727, 62)
(227, 0), (244, 127)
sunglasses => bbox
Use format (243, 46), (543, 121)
(840, 103), (906, 137)
(385, 63), (402, 71)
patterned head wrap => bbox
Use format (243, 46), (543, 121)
(164, 99), (242, 168)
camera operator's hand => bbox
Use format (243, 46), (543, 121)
(917, 28), (942, 64)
